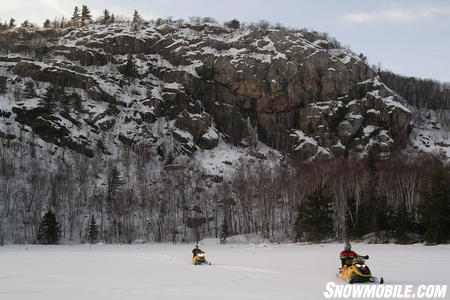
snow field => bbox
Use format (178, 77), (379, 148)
(0, 241), (449, 300)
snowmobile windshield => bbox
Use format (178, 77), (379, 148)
(354, 257), (365, 264)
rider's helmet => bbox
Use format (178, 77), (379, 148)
(195, 244), (199, 249)
(344, 242), (351, 251)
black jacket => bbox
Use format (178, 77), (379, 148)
(192, 248), (203, 258)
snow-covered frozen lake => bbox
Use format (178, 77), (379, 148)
(0, 241), (449, 299)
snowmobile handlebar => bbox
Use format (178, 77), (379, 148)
(344, 255), (368, 260)
(356, 255), (369, 259)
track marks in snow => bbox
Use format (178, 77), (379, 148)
(217, 264), (281, 275)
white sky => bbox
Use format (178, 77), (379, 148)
(1, 0), (449, 82)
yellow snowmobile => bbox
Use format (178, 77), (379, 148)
(192, 252), (211, 265)
(338, 255), (383, 284)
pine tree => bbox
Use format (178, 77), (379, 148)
(224, 19), (240, 29)
(80, 5), (92, 26)
(69, 92), (83, 113)
(43, 19), (51, 28)
(37, 210), (61, 244)
(87, 215), (99, 244)
(23, 81), (37, 98)
(294, 181), (335, 242)
(71, 6), (80, 26)
(21, 20), (30, 28)
(41, 85), (66, 113)
(106, 166), (125, 238)
(107, 166), (124, 203)
(121, 53), (137, 78)
(418, 167), (450, 244)
(131, 10), (143, 31)
(0, 76), (7, 94)
(72, 6), (80, 21)
(132, 10), (141, 23)
(9, 18), (15, 28)
(102, 9), (111, 24)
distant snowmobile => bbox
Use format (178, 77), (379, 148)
(192, 252), (211, 265)
(338, 255), (384, 284)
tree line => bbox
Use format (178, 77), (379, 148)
(294, 153), (449, 245)
(379, 71), (449, 110)
(0, 5), (345, 51)
(1, 126), (448, 245)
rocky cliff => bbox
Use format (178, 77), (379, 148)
(0, 21), (416, 163)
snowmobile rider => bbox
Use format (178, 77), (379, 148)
(340, 242), (368, 267)
(192, 245), (203, 258)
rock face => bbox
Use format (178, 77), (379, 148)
(0, 22), (412, 160)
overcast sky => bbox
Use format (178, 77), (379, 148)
(1, 0), (449, 82)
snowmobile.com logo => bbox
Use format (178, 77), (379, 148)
(323, 283), (447, 298)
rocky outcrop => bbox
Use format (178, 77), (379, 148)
(13, 60), (96, 91)
(12, 106), (95, 157)
(0, 21), (413, 161)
